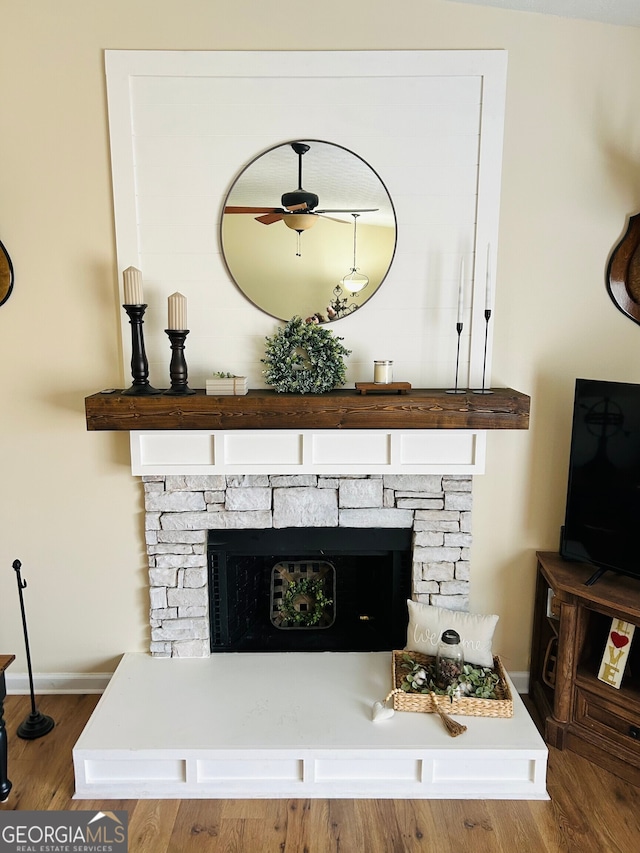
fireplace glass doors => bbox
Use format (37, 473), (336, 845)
(208, 527), (412, 652)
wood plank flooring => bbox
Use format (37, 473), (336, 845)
(1, 694), (639, 852)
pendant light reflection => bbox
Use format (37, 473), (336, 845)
(340, 214), (369, 293)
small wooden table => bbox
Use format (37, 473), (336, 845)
(0, 654), (14, 802)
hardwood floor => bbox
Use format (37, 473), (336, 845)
(1, 694), (639, 852)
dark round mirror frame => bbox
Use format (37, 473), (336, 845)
(219, 139), (397, 324)
(0, 239), (14, 307)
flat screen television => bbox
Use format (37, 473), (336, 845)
(560, 378), (640, 586)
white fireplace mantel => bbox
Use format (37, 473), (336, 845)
(130, 428), (485, 475)
(85, 386), (529, 475)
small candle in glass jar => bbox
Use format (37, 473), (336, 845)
(374, 360), (393, 383)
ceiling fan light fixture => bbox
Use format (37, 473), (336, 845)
(284, 214), (318, 231)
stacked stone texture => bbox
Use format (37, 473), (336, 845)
(144, 473), (472, 658)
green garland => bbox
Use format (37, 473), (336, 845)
(262, 316), (351, 394)
(279, 577), (333, 627)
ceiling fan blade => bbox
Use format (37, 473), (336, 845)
(224, 206), (284, 214)
(318, 215), (352, 224)
(255, 212), (285, 225)
(315, 208), (379, 214)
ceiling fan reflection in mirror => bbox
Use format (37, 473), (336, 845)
(224, 142), (378, 255)
(220, 139), (396, 324)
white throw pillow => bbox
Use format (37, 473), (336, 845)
(405, 599), (499, 668)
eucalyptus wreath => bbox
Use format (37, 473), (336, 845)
(279, 577), (333, 627)
(262, 316), (351, 394)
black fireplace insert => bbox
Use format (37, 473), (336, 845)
(207, 527), (412, 652)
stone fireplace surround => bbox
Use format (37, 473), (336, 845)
(144, 472), (472, 657)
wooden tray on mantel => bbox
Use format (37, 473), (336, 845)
(355, 382), (412, 395)
(84, 387), (530, 432)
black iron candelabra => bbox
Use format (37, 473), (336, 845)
(164, 329), (196, 395)
(122, 304), (161, 396)
(12, 560), (55, 740)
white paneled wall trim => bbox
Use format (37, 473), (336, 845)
(130, 429), (486, 475)
(105, 49), (507, 393)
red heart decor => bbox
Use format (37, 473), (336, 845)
(611, 632), (630, 649)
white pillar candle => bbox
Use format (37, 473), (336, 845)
(167, 291), (187, 330)
(456, 257), (464, 324)
(485, 244), (492, 311)
(123, 266), (144, 304)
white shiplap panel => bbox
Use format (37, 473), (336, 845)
(393, 194), (479, 226)
(134, 164), (231, 198)
(139, 227), (221, 255)
(131, 73), (482, 107)
(106, 50), (506, 399)
(136, 195), (220, 227)
(131, 104), (481, 149)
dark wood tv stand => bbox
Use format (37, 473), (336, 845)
(530, 551), (640, 785)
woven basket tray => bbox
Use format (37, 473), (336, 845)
(390, 650), (513, 718)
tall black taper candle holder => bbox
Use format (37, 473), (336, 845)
(164, 329), (196, 395)
(472, 309), (493, 395)
(122, 304), (162, 396)
(446, 322), (466, 394)
(12, 560), (55, 740)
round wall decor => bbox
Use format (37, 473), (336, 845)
(262, 316), (351, 394)
(607, 212), (640, 325)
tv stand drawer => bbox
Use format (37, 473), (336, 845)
(574, 687), (640, 758)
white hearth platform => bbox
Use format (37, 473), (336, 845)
(73, 652), (548, 800)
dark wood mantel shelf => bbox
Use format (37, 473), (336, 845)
(85, 387), (530, 432)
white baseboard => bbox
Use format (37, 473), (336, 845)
(6, 669), (531, 697)
(6, 672), (112, 695)
(508, 671), (529, 695)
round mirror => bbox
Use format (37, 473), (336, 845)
(0, 239), (14, 307)
(220, 140), (396, 323)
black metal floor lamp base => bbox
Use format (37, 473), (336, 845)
(17, 710), (55, 740)
(12, 559), (55, 741)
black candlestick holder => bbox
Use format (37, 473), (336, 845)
(446, 322), (466, 394)
(122, 304), (162, 396)
(164, 329), (196, 395)
(472, 309), (493, 395)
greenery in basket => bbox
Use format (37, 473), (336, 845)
(279, 577), (333, 627)
(400, 653), (501, 700)
(262, 316), (351, 394)
(212, 371), (241, 378)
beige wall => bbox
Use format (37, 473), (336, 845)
(1, 0), (639, 675)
